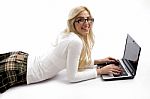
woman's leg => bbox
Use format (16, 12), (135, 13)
(0, 51), (28, 93)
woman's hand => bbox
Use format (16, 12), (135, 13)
(94, 57), (118, 65)
(97, 64), (122, 75)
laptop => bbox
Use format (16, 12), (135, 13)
(99, 34), (141, 81)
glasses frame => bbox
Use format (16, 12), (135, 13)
(74, 17), (94, 24)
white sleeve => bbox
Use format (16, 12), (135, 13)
(66, 39), (97, 82)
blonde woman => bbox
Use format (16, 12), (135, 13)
(0, 6), (122, 93)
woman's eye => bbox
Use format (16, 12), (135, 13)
(76, 19), (84, 23)
(79, 19), (85, 22)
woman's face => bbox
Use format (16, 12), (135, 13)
(74, 10), (94, 37)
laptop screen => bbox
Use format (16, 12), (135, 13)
(123, 34), (141, 74)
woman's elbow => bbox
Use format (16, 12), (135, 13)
(67, 76), (79, 83)
(68, 77), (77, 83)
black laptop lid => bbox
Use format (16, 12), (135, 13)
(123, 34), (141, 75)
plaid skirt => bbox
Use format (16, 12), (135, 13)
(0, 51), (28, 93)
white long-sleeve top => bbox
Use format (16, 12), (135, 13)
(27, 32), (97, 84)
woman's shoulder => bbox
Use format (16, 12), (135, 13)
(61, 32), (82, 43)
(59, 32), (83, 48)
(66, 33), (83, 50)
(68, 32), (82, 44)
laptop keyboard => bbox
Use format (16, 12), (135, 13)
(113, 62), (128, 77)
(97, 60), (129, 77)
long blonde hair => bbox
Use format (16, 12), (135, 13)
(64, 6), (95, 69)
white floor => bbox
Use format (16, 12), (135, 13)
(0, 0), (150, 99)
(1, 61), (150, 99)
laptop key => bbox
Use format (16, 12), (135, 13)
(119, 64), (128, 76)
(113, 64), (128, 77)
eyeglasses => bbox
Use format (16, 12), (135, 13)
(74, 17), (94, 24)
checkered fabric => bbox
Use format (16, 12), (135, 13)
(0, 51), (28, 93)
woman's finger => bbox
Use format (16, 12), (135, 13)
(111, 68), (122, 73)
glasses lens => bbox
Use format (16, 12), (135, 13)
(75, 17), (94, 24)
(87, 18), (94, 23)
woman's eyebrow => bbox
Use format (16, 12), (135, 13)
(76, 16), (91, 19)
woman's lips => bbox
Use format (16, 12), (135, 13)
(81, 26), (90, 31)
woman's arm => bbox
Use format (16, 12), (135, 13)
(66, 39), (97, 82)
(94, 57), (118, 65)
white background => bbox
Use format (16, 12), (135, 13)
(0, 0), (150, 99)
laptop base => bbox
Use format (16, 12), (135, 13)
(101, 75), (134, 81)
